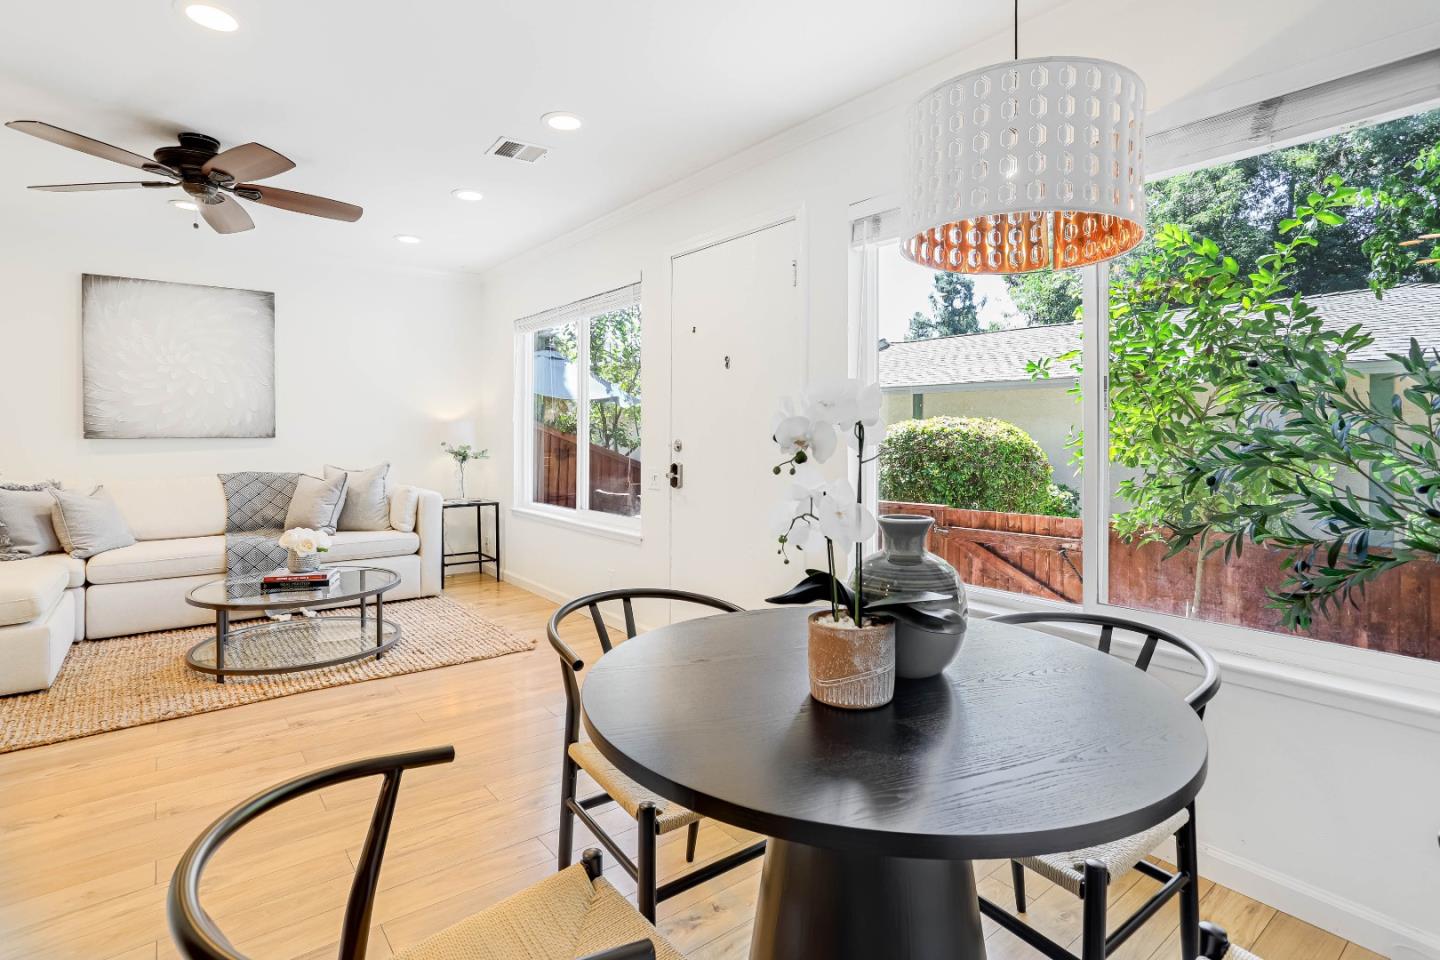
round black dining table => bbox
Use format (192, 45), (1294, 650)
(581, 607), (1208, 960)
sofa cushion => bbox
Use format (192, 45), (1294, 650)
(105, 476), (226, 541)
(83, 530), (420, 585)
(285, 473), (348, 534)
(0, 555), (71, 627)
(390, 485), (420, 533)
(0, 486), (63, 558)
(326, 463), (391, 532)
(50, 486), (138, 559)
(327, 530), (420, 563)
(86, 536), (226, 585)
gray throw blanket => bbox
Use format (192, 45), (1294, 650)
(220, 472), (300, 578)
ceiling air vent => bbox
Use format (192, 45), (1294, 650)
(486, 137), (548, 163)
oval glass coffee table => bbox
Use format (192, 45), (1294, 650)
(184, 565), (401, 683)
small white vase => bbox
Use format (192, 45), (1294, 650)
(286, 550), (321, 574)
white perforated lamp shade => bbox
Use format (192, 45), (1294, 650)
(901, 56), (1146, 274)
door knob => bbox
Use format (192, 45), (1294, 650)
(668, 462), (683, 489)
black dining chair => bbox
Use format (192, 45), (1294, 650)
(548, 588), (767, 922)
(1199, 922), (1261, 959)
(980, 611), (1221, 960)
(167, 746), (687, 960)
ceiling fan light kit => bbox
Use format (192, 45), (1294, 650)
(901, 4), (1146, 274)
(4, 121), (363, 235)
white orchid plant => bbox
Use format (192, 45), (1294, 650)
(278, 527), (332, 557)
(766, 379), (962, 633)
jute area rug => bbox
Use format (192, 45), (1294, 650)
(0, 596), (533, 754)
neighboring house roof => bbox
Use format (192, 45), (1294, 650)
(879, 283), (1440, 390)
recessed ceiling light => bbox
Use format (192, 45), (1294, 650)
(182, 3), (239, 31)
(170, 198), (199, 212)
(451, 188), (484, 202)
(542, 112), (583, 132)
(394, 234), (422, 244)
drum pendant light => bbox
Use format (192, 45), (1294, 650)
(901, 0), (1146, 274)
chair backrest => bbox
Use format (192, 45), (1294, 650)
(168, 746), (455, 960)
(991, 611), (1220, 716)
(547, 588), (743, 746)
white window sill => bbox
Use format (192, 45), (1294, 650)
(510, 504), (643, 544)
(964, 584), (1440, 729)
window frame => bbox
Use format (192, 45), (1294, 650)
(512, 284), (643, 540)
(849, 65), (1440, 698)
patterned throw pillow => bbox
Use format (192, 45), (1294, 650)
(0, 481), (61, 561)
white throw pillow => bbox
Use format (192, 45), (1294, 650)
(49, 485), (137, 559)
(0, 483), (64, 558)
(324, 463), (391, 532)
(389, 486), (420, 533)
(285, 473), (348, 534)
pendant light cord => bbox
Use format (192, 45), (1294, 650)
(1014, 0), (1020, 60)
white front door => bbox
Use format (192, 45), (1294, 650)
(669, 218), (804, 611)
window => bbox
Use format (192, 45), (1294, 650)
(853, 58), (1440, 667)
(516, 284), (643, 527)
(853, 211), (1085, 604)
(1100, 105), (1440, 663)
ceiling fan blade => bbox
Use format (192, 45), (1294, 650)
(238, 184), (362, 222)
(202, 142), (294, 183)
(5, 120), (172, 175)
(29, 181), (177, 192)
(200, 194), (255, 234)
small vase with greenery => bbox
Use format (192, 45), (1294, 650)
(440, 442), (488, 500)
(766, 379), (964, 708)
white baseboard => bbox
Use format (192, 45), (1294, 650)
(1199, 844), (1440, 959)
(495, 568), (570, 605)
(494, 569), (642, 633)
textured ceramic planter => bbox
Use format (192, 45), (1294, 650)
(286, 549), (322, 574)
(807, 611), (896, 709)
(856, 515), (968, 679)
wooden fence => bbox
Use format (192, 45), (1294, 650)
(880, 501), (1084, 603)
(536, 425), (642, 514)
(880, 500), (1440, 661)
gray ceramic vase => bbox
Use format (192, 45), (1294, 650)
(854, 514), (968, 679)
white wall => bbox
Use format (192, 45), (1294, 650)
(472, 2), (1440, 955)
(0, 228), (483, 497)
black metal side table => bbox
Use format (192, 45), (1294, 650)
(441, 498), (501, 582)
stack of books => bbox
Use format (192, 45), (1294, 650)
(260, 568), (338, 593)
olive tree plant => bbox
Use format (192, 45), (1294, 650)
(1035, 153), (1440, 629)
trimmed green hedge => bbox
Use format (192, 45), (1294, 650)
(879, 416), (1075, 517)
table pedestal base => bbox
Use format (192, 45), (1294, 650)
(749, 837), (986, 960)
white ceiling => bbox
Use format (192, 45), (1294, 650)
(1, 0), (1438, 276)
(0, 0), (1060, 275)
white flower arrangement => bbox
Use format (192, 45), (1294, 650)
(278, 527), (332, 557)
(766, 378), (962, 634)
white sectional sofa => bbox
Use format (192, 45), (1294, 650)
(0, 475), (443, 696)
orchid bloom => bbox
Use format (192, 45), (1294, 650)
(814, 479), (876, 545)
(772, 395), (837, 465)
(808, 377), (862, 426)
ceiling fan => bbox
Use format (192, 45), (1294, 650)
(4, 120), (363, 234)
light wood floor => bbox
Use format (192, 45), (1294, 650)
(0, 573), (1383, 960)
